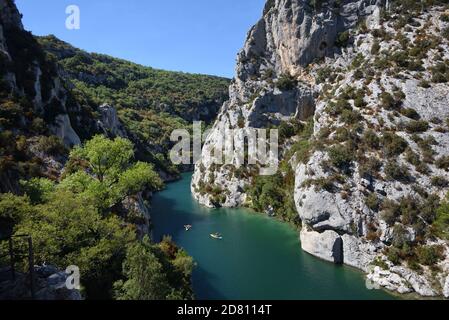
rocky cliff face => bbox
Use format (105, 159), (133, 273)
(192, 0), (383, 207)
(0, 1), (153, 299)
(193, 0), (449, 298)
(0, 0), (86, 147)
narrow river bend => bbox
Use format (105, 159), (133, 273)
(151, 173), (394, 300)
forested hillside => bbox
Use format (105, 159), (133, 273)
(38, 35), (230, 176)
(0, 0), (229, 300)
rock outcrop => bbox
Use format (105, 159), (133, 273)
(97, 103), (128, 138)
(193, 0), (449, 298)
(192, 0), (382, 207)
(0, 265), (82, 300)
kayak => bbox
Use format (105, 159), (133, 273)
(210, 233), (223, 240)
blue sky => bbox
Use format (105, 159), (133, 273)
(15, 0), (266, 78)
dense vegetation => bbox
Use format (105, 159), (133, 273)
(0, 135), (193, 299)
(246, 118), (314, 225)
(37, 35), (229, 175)
(38, 35), (229, 117)
(0, 14), (223, 299)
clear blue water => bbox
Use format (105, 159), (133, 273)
(151, 173), (395, 300)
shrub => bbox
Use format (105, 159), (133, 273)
(415, 245), (445, 266)
(400, 108), (420, 120)
(431, 176), (449, 188)
(379, 92), (398, 110)
(417, 137), (436, 163)
(237, 115), (245, 129)
(381, 132), (408, 157)
(442, 27), (449, 41)
(386, 247), (401, 265)
(366, 193), (380, 211)
(405, 120), (429, 133)
(362, 130), (380, 150)
(276, 73), (298, 91)
(419, 80), (430, 88)
(371, 40), (381, 55)
(430, 62), (449, 83)
(405, 148), (420, 166)
(384, 161), (411, 182)
(36, 135), (67, 156)
(359, 157), (382, 179)
(335, 31), (350, 47)
(316, 66), (334, 84)
(436, 156), (449, 171)
(433, 196), (449, 239)
(381, 199), (400, 226)
(354, 96), (366, 108)
(279, 122), (296, 140)
(340, 109), (362, 125)
(328, 145), (354, 172)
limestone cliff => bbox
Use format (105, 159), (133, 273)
(192, 0), (449, 298)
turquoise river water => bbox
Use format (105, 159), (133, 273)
(151, 173), (395, 300)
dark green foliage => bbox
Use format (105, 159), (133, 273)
(279, 122), (296, 141)
(328, 144), (354, 172)
(371, 40), (381, 55)
(308, 0), (324, 10)
(434, 195), (449, 239)
(0, 136), (176, 299)
(248, 169), (299, 225)
(0, 193), (33, 238)
(366, 193), (380, 211)
(415, 245), (445, 266)
(113, 236), (194, 300)
(284, 117), (314, 165)
(404, 120), (429, 133)
(379, 91), (403, 110)
(384, 161), (411, 182)
(381, 132), (408, 157)
(416, 136), (437, 163)
(400, 108), (420, 120)
(316, 66), (335, 84)
(362, 130), (380, 150)
(4, 28), (57, 101)
(442, 27), (449, 41)
(359, 157), (382, 179)
(38, 36), (229, 119)
(430, 61), (449, 83)
(436, 156), (449, 171)
(381, 199), (402, 226)
(340, 109), (362, 125)
(36, 136), (67, 156)
(335, 31), (350, 48)
(237, 114), (245, 129)
(405, 148), (428, 174)
(302, 174), (345, 193)
(276, 73), (298, 91)
(326, 98), (352, 117)
(431, 176), (449, 188)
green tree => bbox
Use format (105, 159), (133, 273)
(70, 135), (134, 183)
(113, 236), (172, 300)
(63, 135), (163, 210)
(14, 189), (136, 298)
(0, 193), (34, 238)
(114, 236), (194, 300)
(434, 194), (449, 239)
(20, 178), (55, 204)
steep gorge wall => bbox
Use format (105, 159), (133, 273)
(193, 0), (449, 298)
